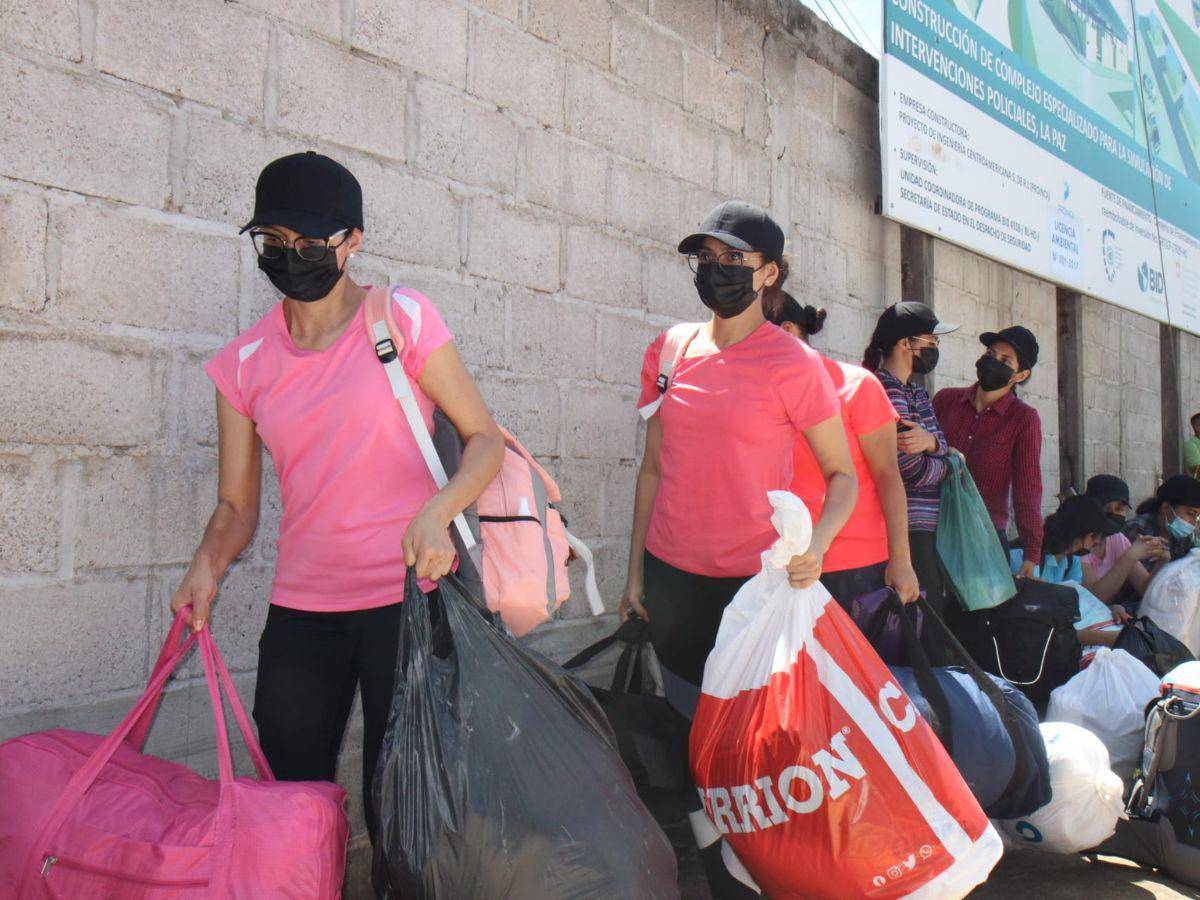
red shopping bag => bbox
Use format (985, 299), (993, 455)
(690, 492), (1001, 899)
(0, 609), (348, 898)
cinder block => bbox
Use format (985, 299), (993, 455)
(0, 0), (80, 60)
(684, 51), (745, 133)
(508, 289), (595, 378)
(744, 84), (771, 145)
(602, 459), (637, 538)
(353, 159), (462, 270)
(565, 226), (642, 309)
(180, 115), (296, 224)
(0, 52), (171, 208)
(474, 0), (518, 19)
(1, 334), (163, 446)
(277, 31), (406, 160)
(179, 353), (220, 447)
(714, 136), (771, 206)
(414, 81), (518, 192)
(76, 455), (154, 570)
(153, 453), (220, 566)
(652, 0), (716, 50)
(56, 205), (240, 336)
(597, 311), (659, 385)
(718, 4), (766, 77)
(643, 247), (698, 321)
(470, 15), (565, 128)
(566, 63), (650, 163)
(208, 562), (272, 673)
(833, 79), (878, 149)
(564, 383), (638, 459)
(606, 161), (680, 242)
(95, 0), (269, 118)
(476, 375), (560, 456)
(612, 8), (684, 103)
(0, 578), (148, 708)
(527, 0), (613, 65)
(0, 455), (60, 575)
(523, 129), (608, 223)
(354, 0), (468, 87)
(648, 103), (718, 189)
(233, 0), (342, 38)
(0, 188), (47, 313)
(933, 240), (964, 290)
(388, 274), (506, 369)
(467, 198), (560, 291)
(675, 185), (727, 246)
(796, 52), (836, 130)
(544, 456), (607, 538)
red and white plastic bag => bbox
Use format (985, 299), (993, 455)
(690, 492), (1002, 899)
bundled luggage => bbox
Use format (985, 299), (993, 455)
(372, 571), (678, 899)
(937, 453), (1017, 611)
(1094, 661), (1200, 888)
(844, 586), (924, 665)
(690, 492), (1001, 899)
(1137, 551), (1200, 656)
(1113, 616), (1195, 678)
(0, 611), (349, 898)
(1045, 647), (1160, 778)
(875, 594), (1050, 819)
(997, 722), (1124, 854)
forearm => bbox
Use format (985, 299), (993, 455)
(898, 449), (950, 490)
(626, 467), (660, 585)
(877, 469), (912, 564)
(420, 429), (505, 527)
(1085, 554), (1135, 602)
(809, 471), (858, 556)
(192, 499), (259, 576)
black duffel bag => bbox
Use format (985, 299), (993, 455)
(869, 593), (1051, 819)
(1113, 616), (1195, 678)
(953, 578), (1082, 707)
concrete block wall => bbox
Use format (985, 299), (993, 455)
(0, 0), (895, 891)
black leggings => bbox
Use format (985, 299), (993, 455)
(253, 601), (404, 842)
(642, 551), (752, 687)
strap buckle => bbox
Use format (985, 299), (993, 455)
(374, 338), (398, 363)
(656, 373), (669, 393)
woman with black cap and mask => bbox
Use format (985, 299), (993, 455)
(169, 152), (505, 842)
(618, 201), (856, 686)
(1127, 474), (1200, 567)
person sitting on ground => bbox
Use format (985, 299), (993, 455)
(1125, 474), (1200, 569)
(1083, 474), (1168, 613)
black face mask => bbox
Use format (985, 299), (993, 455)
(1073, 544), (1093, 557)
(694, 262), (759, 319)
(976, 355), (1015, 392)
(257, 248), (344, 302)
(1107, 512), (1127, 530)
(911, 345), (939, 375)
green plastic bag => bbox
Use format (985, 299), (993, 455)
(936, 453), (1017, 611)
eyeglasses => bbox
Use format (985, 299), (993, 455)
(250, 229), (348, 262)
(910, 336), (940, 348)
(686, 249), (761, 276)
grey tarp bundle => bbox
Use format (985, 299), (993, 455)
(371, 571), (679, 899)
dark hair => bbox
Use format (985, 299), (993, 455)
(759, 253), (791, 318)
(1041, 512), (1078, 558)
(862, 327), (899, 371)
(766, 290), (825, 339)
(1135, 496), (1163, 517)
(1191, 412), (1200, 426)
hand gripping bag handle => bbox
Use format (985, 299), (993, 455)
(16, 612), (273, 894)
(127, 607), (192, 750)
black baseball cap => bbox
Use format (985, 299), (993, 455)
(980, 326), (1039, 370)
(678, 201), (785, 263)
(1084, 474), (1130, 508)
(1052, 495), (1120, 540)
(240, 151), (364, 238)
(1157, 474), (1200, 508)
(870, 301), (960, 346)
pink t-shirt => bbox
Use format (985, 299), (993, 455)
(638, 322), (840, 578)
(205, 286), (452, 612)
(1086, 532), (1132, 581)
(790, 357), (898, 573)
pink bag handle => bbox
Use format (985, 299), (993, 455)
(497, 426), (564, 503)
(127, 608), (191, 750)
(16, 615), (272, 893)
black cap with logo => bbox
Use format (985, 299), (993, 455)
(678, 200), (785, 263)
(871, 301), (960, 347)
(240, 151), (364, 238)
(980, 326), (1039, 371)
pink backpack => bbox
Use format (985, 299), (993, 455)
(0, 611), (349, 898)
(364, 286), (602, 637)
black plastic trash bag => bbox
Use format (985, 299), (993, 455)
(372, 571), (679, 900)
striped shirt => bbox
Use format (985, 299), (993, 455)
(875, 368), (950, 532)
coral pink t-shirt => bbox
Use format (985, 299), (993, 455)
(205, 286), (452, 612)
(638, 322), (840, 578)
(790, 357), (898, 573)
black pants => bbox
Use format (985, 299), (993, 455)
(253, 601), (403, 843)
(642, 551), (751, 688)
(909, 530), (947, 618)
(819, 561), (888, 604)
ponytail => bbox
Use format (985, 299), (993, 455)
(760, 254), (791, 320)
(862, 336), (894, 371)
(764, 288), (826, 341)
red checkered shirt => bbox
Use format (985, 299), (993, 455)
(933, 385), (1045, 564)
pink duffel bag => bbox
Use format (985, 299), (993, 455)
(0, 609), (349, 898)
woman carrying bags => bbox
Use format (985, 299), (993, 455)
(767, 293), (919, 605)
(170, 152), (504, 842)
(617, 201), (857, 688)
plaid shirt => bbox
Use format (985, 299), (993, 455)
(933, 385), (1044, 564)
(874, 368), (950, 532)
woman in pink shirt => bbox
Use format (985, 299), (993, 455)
(168, 153), (504, 841)
(617, 202), (857, 687)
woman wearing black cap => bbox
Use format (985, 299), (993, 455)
(1084, 474), (1167, 611)
(619, 201), (856, 682)
(1127, 474), (1200, 566)
(169, 152), (504, 840)
(861, 301), (959, 620)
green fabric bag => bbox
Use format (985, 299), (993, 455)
(936, 453), (1017, 611)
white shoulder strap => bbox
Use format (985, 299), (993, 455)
(637, 322), (704, 420)
(370, 287), (476, 551)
